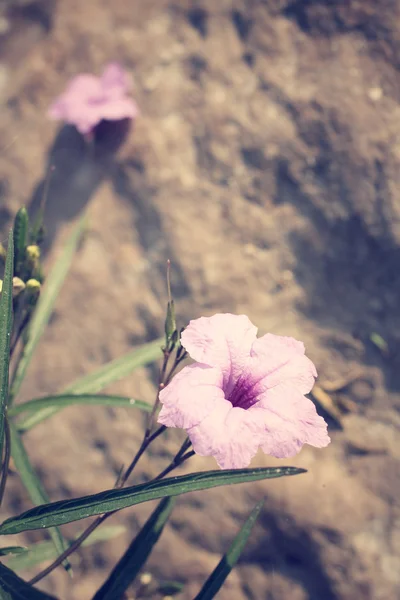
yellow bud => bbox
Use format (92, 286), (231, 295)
(12, 277), (26, 298)
(25, 279), (41, 305)
(25, 279), (41, 294)
(0, 279), (2, 293)
(26, 278), (41, 292)
(0, 244), (6, 262)
(26, 245), (41, 261)
(139, 573), (152, 586)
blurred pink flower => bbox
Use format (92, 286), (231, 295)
(158, 314), (330, 469)
(48, 63), (139, 134)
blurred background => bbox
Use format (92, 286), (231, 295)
(0, 1), (400, 599)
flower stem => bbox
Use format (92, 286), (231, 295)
(28, 438), (194, 585)
(28, 346), (186, 585)
(154, 447), (194, 481)
(0, 417), (11, 506)
(116, 425), (166, 489)
(29, 515), (107, 585)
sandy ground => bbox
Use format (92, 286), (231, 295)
(0, 1), (400, 599)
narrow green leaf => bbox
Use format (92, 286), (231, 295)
(6, 526), (125, 572)
(17, 338), (163, 431)
(0, 563), (57, 600)
(193, 501), (264, 599)
(92, 497), (175, 600)
(0, 467), (305, 535)
(9, 394), (151, 423)
(10, 214), (86, 401)
(0, 548), (27, 557)
(9, 423), (71, 573)
(13, 208), (28, 279)
(0, 230), (14, 464)
(65, 337), (164, 396)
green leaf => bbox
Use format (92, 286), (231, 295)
(92, 497), (175, 600)
(0, 230), (14, 464)
(9, 214), (86, 402)
(0, 548), (27, 557)
(13, 208), (28, 279)
(16, 338), (163, 431)
(9, 394), (151, 425)
(193, 501), (264, 599)
(9, 422), (71, 573)
(0, 563), (58, 600)
(0, 467), (305, 535)
(6, 526), (125, 572)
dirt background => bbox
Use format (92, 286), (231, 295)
(1, 0), (400, 599)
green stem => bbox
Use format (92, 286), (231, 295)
(0, 417), (11, 505)
(28, 440), (194, 585)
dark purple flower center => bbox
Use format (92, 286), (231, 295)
(226, 375), (259, 410)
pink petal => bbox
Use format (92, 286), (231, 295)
(158, 364), (225, 430)
(61, 103), (103, 134)
(48, 67), (137, 134)
(47, 101), (100, 133)
(48, 75), (104, 132)
(181, 314), (258, 388)
(251, 383), (330, 458)
(187, 402), (262, 469)
(101, 63), (131, 94)
(63, 74), (103, 100)
(250, 333), (317, 394)
(252, 333), (306, 357)
(99, 97), (139, 121)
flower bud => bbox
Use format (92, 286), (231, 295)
(0, 244), (6, 265)
(12, 277), (26, 298)
(25, 278), (41, 304)
(26, 245), (40, 262)
(139, 573), (152, 586)
(25, 244), (41, 279)
(164, 300), (177, 347)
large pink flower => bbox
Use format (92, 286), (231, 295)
(48, 63), (139, 134)
(158, 314), (330, 469)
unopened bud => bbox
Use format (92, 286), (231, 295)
(25, 278), (41, 303)
(164, 300), (177, 345)
(26, 245), (40, 262)
(25, 245), (41, 279)
(12, 277), (25, 298)
(139, 573), (152, 586)
(0, 279), (2, 293)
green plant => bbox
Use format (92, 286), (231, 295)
(0, 209), (308, 599)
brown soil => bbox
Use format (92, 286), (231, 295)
(1, 1), (400, 599)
